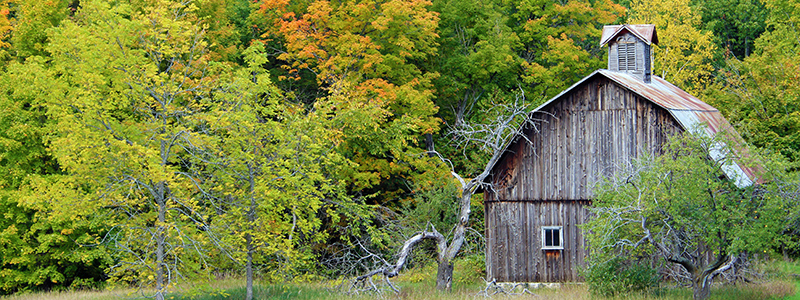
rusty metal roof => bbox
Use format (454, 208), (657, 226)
(600, 70), (758, 187)
(600, 24), (659, 46)
(514, 69), (759, 188)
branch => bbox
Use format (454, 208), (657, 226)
(355, 224), (447, 282)
(708, 255), (737, 280)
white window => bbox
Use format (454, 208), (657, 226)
(541, 226), (563, 250)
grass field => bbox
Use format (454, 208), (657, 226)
(3, 259), (798, 300)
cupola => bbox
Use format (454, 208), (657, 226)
(600, 24), (658, 83)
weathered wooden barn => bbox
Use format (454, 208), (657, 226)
(483, 24), (759, 283)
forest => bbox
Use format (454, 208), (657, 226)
(0, 0), (799, 299)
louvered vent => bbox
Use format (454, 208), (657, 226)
(603, 24), (656, 82)
(618, 42), (636, 71)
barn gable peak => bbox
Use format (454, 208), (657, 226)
(601, 24), (658, 83)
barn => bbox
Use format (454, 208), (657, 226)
(482, 24), (759, 283)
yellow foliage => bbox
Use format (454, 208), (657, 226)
(629, 0), (716, 95)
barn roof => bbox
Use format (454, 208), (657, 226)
(600, 24), (659, 46)
(492, 69), (758, 188)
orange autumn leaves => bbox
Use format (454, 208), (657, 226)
(259, 0), (438, 85)
(256, 0), (442, 196)
(0, 0), (10, 51)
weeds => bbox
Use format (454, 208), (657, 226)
(2, 260), (797, 300)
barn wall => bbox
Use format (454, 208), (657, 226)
(486, 76), (682, 202)
(485, 200), (590, 282)
(483, 76), (683, 282)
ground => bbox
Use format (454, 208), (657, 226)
(3, 259), (798, 300)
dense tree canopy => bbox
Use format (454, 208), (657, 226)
(0, 0), (797, 297)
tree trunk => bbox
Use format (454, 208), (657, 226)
(155, 182), (167, 300)
(245, 176), (257, 300)
(692, 273), (711, 300)
(425, 133), (435, 157)
(783, 244), (789, 261)
(245, 234), (254, 300)
(357, 147), (505, 292)
(435, 260), (454, 291)
(686, 254), (734, 300)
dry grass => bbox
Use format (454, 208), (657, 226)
(2, 259), (798, 300)
(1, 288), (133, 300)
(0, 278), (244, 300)
(1, 280), (796, 300)
(753, 280), (796, 298)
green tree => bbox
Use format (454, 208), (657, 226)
(704, 0), (800, 256)
(255, 0), (442, 208)
(584, 131), (791, 300)
(515, 0), (625, 99)
(203, 43), (365, 300)
(699, 0), (767, 59)
(708, 0), (800, 163)
(8, 0), (74, 59)
(0, 57), (110, 294)
(40, 1), (229, 298)
(0, 0), (12, 61)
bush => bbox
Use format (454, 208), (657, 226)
(454, 254), (485, 284)
(585, 257), (659, 297)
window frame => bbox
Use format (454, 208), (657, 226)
(541, 226), (564, 250)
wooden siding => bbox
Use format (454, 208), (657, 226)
(483, 76), (683, 282)
(486, 76), (682, 202)
(485, 200), (590, 282)
(608, 43), (618, 71)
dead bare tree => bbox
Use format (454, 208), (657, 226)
(354, 89), (549, 291)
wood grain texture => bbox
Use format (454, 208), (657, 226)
(484, 75), (682, 282)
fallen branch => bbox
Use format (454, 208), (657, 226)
(476, 278), (539, 297)
(350, 223), (447, 294)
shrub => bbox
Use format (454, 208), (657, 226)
(585, 257), (659, 297)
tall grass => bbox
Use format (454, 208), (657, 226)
(770, 259), (800, 300)
(3, 259), (798, 300)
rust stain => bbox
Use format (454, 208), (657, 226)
(484, 68), (762, 191)
(600, 24), (659, 46)
(601, 70), (761, 186)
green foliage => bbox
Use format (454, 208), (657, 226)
(584, 256), (659, 297)
(2, 0), (799, 296)
(0, 188), (111, 294)
(432, 0), (624, 116)
(0, 0), (12, 62)
(452, 254), (485, 285)
(8, 0), (73, 59)
(0, 37), (110, 294)
(708, 0), (800, 164)
(402, 180), (460, 234)
(515, 0), (624, 100)
(629, 0), (717, 96)
(36, 0), (235, 297)
(204, 42), (371, 282)
(255, 0), (444, 208)
(699, 0), (767, 59)
(585, 130), (795, 297)
(702, 0), (800, 257)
